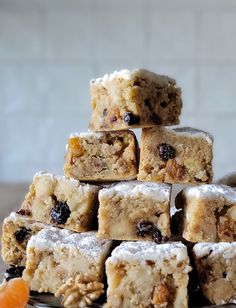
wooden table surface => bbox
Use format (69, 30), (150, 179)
(0, 183), (29, 280)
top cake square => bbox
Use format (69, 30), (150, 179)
(89, 69), (182, 131)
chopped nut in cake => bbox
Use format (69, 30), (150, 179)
(55, 274), (104, 308)
(64, 131), (138, 182)
(19, 172), (100, 232)
(176, 184), (236, 242)
(98, 181), (171, 241)
(138, 127), (213, 184)
(105, 241), (191, 308)
(89, 69), (182, 131)
(23, 227), (112, 294)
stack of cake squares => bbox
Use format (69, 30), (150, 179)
(1, 69), (236, 307)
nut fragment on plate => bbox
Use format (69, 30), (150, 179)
(55, 274), (104, 308)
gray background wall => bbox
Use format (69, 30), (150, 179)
(0, 0), (236, 182)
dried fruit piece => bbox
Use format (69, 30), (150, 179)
(165, 159), (186, 181)
(68, 137), (84, 157)
(16, 209), (31, 216)
(55, 274), (104, 308)
(136, 221), (153, 237)
(123, 112), (140, 126)
(4, 266), (25, 281)
(103, 108), (108, 117)
(152, 282), (169, 307)
(51, 200), (71, 225)
(151, 114), (162, 125)
(160, 101), (168, 108)
(152, 228), (168, 244)
(110, 115), (117, 123)
(158, 143), (176, 161)
(0, 278), (29, 308)
(14, 227), (31, 244)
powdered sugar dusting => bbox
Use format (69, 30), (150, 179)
(4, 212), (46, 227)
(109, 241), (190, 265)
(33, 171), (99, 192)
(173, 127), (213, 144)
(90, 69), (175, 87)
(99, 181), (171, 202)
(184, 184), (236, 203)
(69, 132), (104, 139)
(27, 227), (112, 260)
(193, 242), (236, 259)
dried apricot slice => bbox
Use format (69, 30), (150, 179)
(0, 278), (29, 308)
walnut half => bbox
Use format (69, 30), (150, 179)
(55, 274), (104, 308)
(152, 282), (169, 308)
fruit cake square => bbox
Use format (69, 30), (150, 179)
(138, 127), (213, 184)
(105, 241), (191, 308)
(1, 212), (46, 266)
(64, 131), (138, 182)
(23, 227), (112, 293)
(176, 184), (236, 242)
(19, 172), (100, 232)
(193, 242), (236, 305)
(98, 181), (171, 242)
(88, 69), (182, 131)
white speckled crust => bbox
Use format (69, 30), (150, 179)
(33, 171), (99, 192)
(193, 242), (236, 259)
(69, 132), (104, 139)
(4, 212), (30, 223)
(90, 69), (175, 87)
(183, 184), (236, 203)
(109, 241), (189, 264)
(27, 227), (112, 261)
(173, 127), (214, 144)
(99, 181), (171, 202)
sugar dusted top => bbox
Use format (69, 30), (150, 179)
(193, 242), (236, 259)
(69, 132), (104, 139)
(99, 181), (171, 202)
(90, 69), (175, 87)
(4, 212), (32, 223)
(183, 184), (236, 203)
(27, 227), (112, 260)
(109, 241), (189, 264)
(173, 127), (213, 144)
(33, 171), (99, 192)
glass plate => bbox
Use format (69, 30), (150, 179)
(28, 292), (103, 307)
(28, 292), (236, 308)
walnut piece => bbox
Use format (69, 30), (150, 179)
(166, 159), (185, 180)
(55, 274), (104, 308)
(152, 282), (169, 308)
